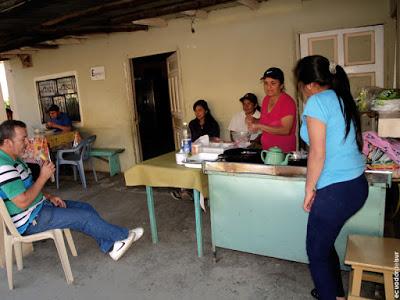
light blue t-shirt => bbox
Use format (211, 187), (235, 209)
(300, 89), (365, 189)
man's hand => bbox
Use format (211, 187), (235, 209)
(47, 121), (59, 128)
(39, 161), (55, 181)
(48, 195), (66, 208)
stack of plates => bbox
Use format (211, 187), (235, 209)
(184, 152), (219, 168)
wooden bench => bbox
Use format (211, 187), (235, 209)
(345, 235), (400, 300)
(89, 148), (124, 176)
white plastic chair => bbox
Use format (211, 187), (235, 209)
(0, 199), (77, 289)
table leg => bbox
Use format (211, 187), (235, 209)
(193, 189), (203, 257)
(145, 186), (158, 244)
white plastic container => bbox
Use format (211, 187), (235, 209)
(175, 151), (187, 165)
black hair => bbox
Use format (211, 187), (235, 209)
(0, 120), (26, 146)
(193, 99), (218, 124)
(294, 55), (362, 152)
(48, 104), (60, 112)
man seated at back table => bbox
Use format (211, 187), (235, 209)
(46, 104), (72, 133)
(0, 120), (143, 261)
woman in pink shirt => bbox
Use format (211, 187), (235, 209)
(247, 67), (297, 152)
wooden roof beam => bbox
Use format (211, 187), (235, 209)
(132, 17), (168, 27)
(42, 38), (84, 46)
(20, 44), (59, 50)
(0, 0), (27, 13)
(181, 9), (208, 19)
(112, 0), (233, 24)
(237, 0), (259, 10)
(1, 49), (37, 55)
(0, 24), (147, 53)
(41, 0), (139, 27)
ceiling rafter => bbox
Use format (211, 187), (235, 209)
(0, 0), (264, 53)
(237, 0), (259, 10)
(133, 17), (168, 28)
(181, 10), (208, 19)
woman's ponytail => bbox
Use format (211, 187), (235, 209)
(331, 65), (363, 152)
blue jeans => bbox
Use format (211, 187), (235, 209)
(306, 174), (368, 300)
(24, 200), (129, 253)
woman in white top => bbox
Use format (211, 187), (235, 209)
(228, 93), (261, 141)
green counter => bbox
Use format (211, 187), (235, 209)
(204, 162), (389, 268)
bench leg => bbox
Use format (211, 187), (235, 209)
(108, 154), (121, 176)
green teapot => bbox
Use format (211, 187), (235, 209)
(260, 146), (290, 165)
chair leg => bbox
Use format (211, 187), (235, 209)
(63, 229), (77, 257)
(14, 241), (23, 270)
(53, 229), (74, 284)
(77, 161), (87, 189)
(72, 166), (77, 181)
(56, 161), (60, 189)
(89, 158), (98, 182)
(4, 235), (14, 290)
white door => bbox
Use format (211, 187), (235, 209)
(300, 25), (384, 97)
(167, 52), (184, 150)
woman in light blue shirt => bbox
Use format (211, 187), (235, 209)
(294, 55), (368, 300)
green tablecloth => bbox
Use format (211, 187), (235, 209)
(124, 152), (208, 198)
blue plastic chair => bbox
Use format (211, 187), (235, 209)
(56, 135), (98, 189)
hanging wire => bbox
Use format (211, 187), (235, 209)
(191, 16), (195, 34)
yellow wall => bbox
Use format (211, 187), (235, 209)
(5, 0), (393, 171)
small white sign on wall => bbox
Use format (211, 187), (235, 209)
(90, 66), (105, 80)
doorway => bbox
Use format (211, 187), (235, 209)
(131, 52), (175, 161)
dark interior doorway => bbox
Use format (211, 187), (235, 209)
(131, 52), (175, 161)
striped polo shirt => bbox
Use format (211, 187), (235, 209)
(0, 150), (45, 234)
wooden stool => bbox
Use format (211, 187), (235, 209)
(345, 235), (400, 300)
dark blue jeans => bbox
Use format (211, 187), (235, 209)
(24, 200), (129, 253)
(306, 174), (368, 300)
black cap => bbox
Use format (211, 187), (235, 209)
(239, 93), (258, 106)
(260, 67), (284, 84)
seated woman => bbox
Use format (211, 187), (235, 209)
(171, 100), (220, 201)
(247, 67), (297, 152)
(228, 92), (261, 143)
(189, 99), (220, 142)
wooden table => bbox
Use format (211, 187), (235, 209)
(45, 131), (77, 149)
(124, 152), (208, 257)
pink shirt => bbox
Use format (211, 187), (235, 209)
(260, 92), (297, 152)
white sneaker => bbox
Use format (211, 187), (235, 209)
(109, 227), (144, 261)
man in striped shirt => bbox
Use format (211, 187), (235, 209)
(0, 120), (143, 261)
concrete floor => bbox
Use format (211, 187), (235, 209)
(0, 174), (384, 299)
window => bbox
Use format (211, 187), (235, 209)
(36, 75), (81, 123)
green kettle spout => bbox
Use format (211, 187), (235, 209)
(280, 153), (290, 165)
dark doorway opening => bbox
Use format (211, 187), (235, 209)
(131, 52), (175, 161)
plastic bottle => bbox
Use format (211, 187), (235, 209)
(181, 122), (192, 154)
